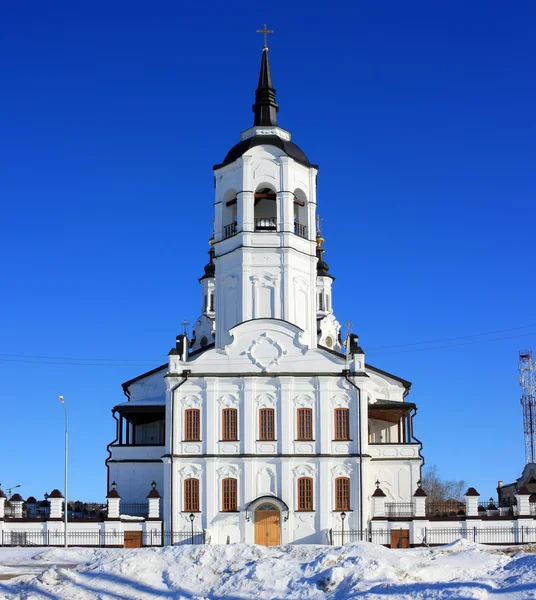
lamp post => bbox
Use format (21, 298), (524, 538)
(58, 396), (68, 548)
(189, 512), (195, 545)
(340, 511), (346, 545)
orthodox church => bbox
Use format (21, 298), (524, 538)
(106, 40), (423, 545)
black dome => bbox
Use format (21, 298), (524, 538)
(214, 135), (316, 170)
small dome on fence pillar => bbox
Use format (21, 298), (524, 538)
(372, 487), (386, 497)
(107, 488), (121, 499)
(465, 487), (480, 497)
(10, 493), (24, 502)
(516, 485), (530, 495)
(48, 489), (64, 499)
(0, 488), (7, 499)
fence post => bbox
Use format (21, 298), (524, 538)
(473, 527), (476, 542)
(329, 528), (333, 546)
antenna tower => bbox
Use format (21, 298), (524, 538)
(519, 349), (536, 464)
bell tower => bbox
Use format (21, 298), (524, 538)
(211, 43), (329, 349)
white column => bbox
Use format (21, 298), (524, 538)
(516, 488), (531, 516)
(48, 491), (64, 519)
(243, 378), (255, 454)
(372, 490), (386, 518)
(279, 377), (292, 454)
(107, 493), (121, 520)
(205, 378), (217, 455)
(464, 489), (480, 517)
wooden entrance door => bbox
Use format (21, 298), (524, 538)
(124, 531), (142, 548)
(254, 503), (280, 546)
(390, 529), (409, 549)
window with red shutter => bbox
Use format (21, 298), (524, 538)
(184, 409), (200, 441)
(335, 477), (350, 511)
(334, 408), (350, 440)
(297, 408), (313, 440)
(222, 478), (237, 511)
(298, 477), (313, 511)
(222, 408), (238, 441)
(259, 408), (275, 440)
(184, 478), (199, 512)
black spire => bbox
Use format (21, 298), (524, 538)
(316, 233), (334, 280)
(252, 48), (279, 126)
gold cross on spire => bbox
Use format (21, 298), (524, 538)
(256, 23), (274, 50)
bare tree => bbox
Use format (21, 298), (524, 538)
(422, 465), (466, 501)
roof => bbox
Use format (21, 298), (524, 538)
(107, 489), (121, 499)
(48, 489), (63, 499)
(465, 487), (480, 497)
(147, 489), (161, 499)
(10, 493), (24, 502)
(372, 488), (386, 497)
(214, 135), (316, 170)
(366, 364), (412, 390)
(414, 488), (427, 497)
(122, 364), (167, 392)
(370, 399), (416, 410)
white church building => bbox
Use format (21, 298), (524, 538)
(106, 43), (423, 546)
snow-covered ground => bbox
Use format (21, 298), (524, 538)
(1, 539), (536, 599)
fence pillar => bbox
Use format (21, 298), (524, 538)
(464, 487), (480, 517)
(516, 486), (531, 517)
(48, 489), (64, 519)
(9, 494), (25, 518)
(147, 483), (161, 519)
(0, 491), (6, 518)
(372, 486), (386, 517)
(413, 486), (427, 518)
(107, 485), (121, 519)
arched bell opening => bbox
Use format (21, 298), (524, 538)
(293, 188), (308, 239)
(222, 189), (238, 239)
(254, 186), (277, 232)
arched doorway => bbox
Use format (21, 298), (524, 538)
(254, 502), (280, 546)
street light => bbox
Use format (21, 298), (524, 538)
(58, 396), (68, 548)
(189, 512), (195, 545)
(340, 511), (346, 545)
(5, 484), (21, 498)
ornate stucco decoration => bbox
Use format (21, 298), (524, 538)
(181, 395), (202, 408)
(216, 464), (241, 479)
(293, 394), (314, 408)
(178, 464), (202, 479)
(218, 394), (239, 408)
(255, 392), (277, 408)
(244, 333), (287, 371)
(330, 394), (351, 408)
(331, 463), (353, 477)
(292, 464), (317, 478)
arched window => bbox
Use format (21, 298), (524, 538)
(293, 189), (307, 238)
(184, 478), (199, 512)
(254, 187), (277, 232)
(222, 478), (237, 511)
(296, 408), (313, 440)
(222, 408), (238, 441)
(335, 477), (350, 511)
(334, 408), (350, 441)
(184, 409), (200, 441)
(298, 477), (313, 511)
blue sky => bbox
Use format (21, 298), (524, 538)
(1, 1), (535, 502)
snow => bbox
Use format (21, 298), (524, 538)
(1, 540), (536, 599)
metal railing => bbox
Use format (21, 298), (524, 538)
(223, 222), (237, 239)
(254, 217), (277, 231)
(330, 529), (390, 546)
(426, 500), (466, 518)
(294, 222), (306, 238)
(425, 526), (536, 546)
(119, 502), (149, 517)
(1, 530), (206, 547)
(385, 502), (414, 518)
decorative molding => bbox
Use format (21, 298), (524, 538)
(293, 394), (314, 408)
(218, 394), (239, 408)
(181, 395), (202, 408)
(245, 334), (287, 371)
(292, 464), (317, 478)
(331, 463), (353, 477)
(330, 394), (351, 408)
(216, 464), (240, 479)
(255, 392), (277, 408)
(178, 464), (202, 479)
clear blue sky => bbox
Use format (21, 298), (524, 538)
(1, 1), (535, 502)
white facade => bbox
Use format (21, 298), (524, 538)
(106, 47), (423, 545)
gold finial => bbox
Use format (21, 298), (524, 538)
(209, 236), (215, 247)
(316, 232), (324, 248)
(256, 23), (274, 50)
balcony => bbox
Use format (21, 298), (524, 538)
(254, 217), (277, 232)
(223, 222), (237, 239)
(294, 222), (306, 238)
